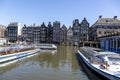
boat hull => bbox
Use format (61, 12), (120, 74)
(77, 51), (120, 80)
(0, 49), (39, 64)
(76, 53), (102, 80)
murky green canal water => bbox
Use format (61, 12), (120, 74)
(0, 46), (89, 80)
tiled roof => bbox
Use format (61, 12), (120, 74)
(96, 18), (120, 24)
(0, 25), (6, 29)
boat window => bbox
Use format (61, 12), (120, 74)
(109, 57), (120, 65)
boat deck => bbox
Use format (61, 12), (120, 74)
(92, 62), (120, 77)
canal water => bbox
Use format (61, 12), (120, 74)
(0, 46), (89, 80)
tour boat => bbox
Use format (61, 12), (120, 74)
(0, 46), (39, 64)
(77, 47), (120, 80)
(38, 44), (57, 50)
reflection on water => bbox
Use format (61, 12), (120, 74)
(40, 49), (57, 54)
(0, 46), (89, 80)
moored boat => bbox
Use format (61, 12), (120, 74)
(38, 44), (57, 50)
(77, 47), (120, 80)
(0, 45), (39, 64)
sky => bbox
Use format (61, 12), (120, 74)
(0, 0), (120, 27)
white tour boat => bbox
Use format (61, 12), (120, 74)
(0, 45), (39, 64)
(77, 47), (120, 80)
(38, 44), (57, 50)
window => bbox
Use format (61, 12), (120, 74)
(106, 20), (108, 23)
(111, 39), (117, 48)
(75, 30), (79, 32)
(110, 26), (112, 29)
(109, 20), (113, 22)
(106, 20), (113, 23)
(83, 34), (86, 36)
(111, 40), (113, 47)
(115, 27), (118, 29)
(114, 40), (116, 48)
(99, 31), (101, 34)
(104, 32), (106, 34)
(118, 39), (120, 48)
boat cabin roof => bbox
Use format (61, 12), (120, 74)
(80, 47), (120, 58)
(95, 51), (116, 56)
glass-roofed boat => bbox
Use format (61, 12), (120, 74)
(77, 47), (120, 80)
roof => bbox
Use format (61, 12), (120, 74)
(95, 18), (120, 24)
(94, 51), (120, 58)
(98, 51), (116, 55)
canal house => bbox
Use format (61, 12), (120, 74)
(99, 32), (120, 53)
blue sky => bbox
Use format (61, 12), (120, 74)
(0, 0), (120, 27)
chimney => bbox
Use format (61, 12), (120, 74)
(24, 24), (27, 27)
(114, 16), (117, 19)
(99, 15), (102, 18)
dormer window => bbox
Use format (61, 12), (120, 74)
(106, 20), (108, 23)
(106, 20), (113, 23)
